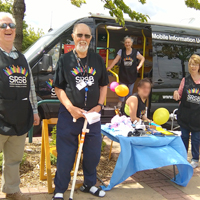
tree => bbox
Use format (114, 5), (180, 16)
(4, 0), (200, 51)
(12, 0), (25, 51)
(72, 0), (149, 26)
(22, 24), (44, 51)
(0, 0), (12, 13)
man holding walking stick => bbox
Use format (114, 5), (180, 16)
(53, 23), (108, 200)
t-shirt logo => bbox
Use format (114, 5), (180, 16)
(71, 66), (96, 85)
(139, 109), (146, 118)
(46, 78), (53, 89)
(3, 65), (28, 88)
(186, 88), (200, 104)
(123, 57), (133, 67)
(46, 78), (56, 97)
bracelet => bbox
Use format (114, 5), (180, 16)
(97, 103), (104, 110)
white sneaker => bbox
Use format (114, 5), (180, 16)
(191, 160), (199, 169)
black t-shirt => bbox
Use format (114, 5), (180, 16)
(54, 50), (109, 110)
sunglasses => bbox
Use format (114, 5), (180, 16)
(0, 23), (16, 29)
(75, 33), (91, 39)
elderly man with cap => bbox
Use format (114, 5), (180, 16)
(0, 12), (39, 200)
(53, 23), (108, 199)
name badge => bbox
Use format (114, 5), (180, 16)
(76, 80), (87, 91)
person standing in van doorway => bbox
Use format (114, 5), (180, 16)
(53, 23), (108, 200)
(0, 12), (40, 200)
(173, 54), (200, 169)
(107, 36), (145, 108)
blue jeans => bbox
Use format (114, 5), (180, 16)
(118, 82), (135, 102)
(54, 104), (102, 193)
(180, 127), (200, 162)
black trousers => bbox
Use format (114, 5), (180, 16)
(54, 104), (102, 193)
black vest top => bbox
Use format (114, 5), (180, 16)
(122, 93), (146, 119)
(134, 93), (146, 118)
(119, 48), (138, 84)
(0, 49), (33, 136)
(177, 75), (200, 132)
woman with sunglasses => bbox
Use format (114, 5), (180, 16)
(107, 36), (145, 107)
(173, 54), (200, 169)
(121, 78), (152, 123)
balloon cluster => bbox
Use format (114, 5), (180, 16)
(110, 81), (129, 97)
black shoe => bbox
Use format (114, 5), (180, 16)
(80, 183), (106, 197)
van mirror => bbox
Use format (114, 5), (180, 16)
(38, 54), (53, 72)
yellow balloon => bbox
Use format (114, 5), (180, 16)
(115, 85), (129, 97)
(153, 108), (170, 125)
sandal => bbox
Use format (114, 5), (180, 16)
(80, 183), (106, 197)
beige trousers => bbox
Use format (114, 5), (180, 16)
(0, 133), (27, 194)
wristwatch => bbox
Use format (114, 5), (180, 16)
(97, 103), (104, 110)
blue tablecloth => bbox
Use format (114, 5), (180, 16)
(101, 125), (193, 191)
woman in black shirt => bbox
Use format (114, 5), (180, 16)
(122, 78), (151, 122)
(107, 36), (145, 107)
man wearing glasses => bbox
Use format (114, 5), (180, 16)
(53, 23), (108, 199)
(0, 12), (39, 200)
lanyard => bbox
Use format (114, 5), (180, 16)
(73, 49), (89, 76)
(73, 50), (90, 107)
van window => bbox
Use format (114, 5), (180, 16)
(47, 43), (60, 71)
(154, 42), (200, 80)
(61, 27), (74, 55)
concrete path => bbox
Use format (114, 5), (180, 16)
(0, 137), (199, 200)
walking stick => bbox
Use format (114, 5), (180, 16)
(69, 118), (89, 200)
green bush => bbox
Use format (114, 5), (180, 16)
(50, 125), (57, 146)
(50, 153), (57, 166)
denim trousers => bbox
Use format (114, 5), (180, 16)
(180, 126), (200, 162)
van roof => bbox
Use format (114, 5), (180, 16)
(89, 13), (200, 31)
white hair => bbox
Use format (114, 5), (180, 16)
(123, 36), (134, 44)
(0, 12), (16, 24)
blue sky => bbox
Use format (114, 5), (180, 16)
(24, 0), (200, 33)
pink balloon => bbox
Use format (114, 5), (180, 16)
(110, 81), (119, 92)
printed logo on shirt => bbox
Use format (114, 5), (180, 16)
(71, 66), (96, 85)
(123, 57), (133, 67)
(139, 109), (146, 118)
(186, 88), (200, 104)
(46, 79), (56, 97)
(3, 65), (28, 88)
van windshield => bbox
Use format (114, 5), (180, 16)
(24, 19), (77, 63)
(24, 35), (53, 62)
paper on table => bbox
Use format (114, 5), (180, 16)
(83, 112), (101, 125)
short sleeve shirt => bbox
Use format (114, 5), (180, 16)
(53, 50), (109, 110)
(117, 49), (140, 57)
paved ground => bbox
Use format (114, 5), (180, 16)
(0, 136), (199, 200)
